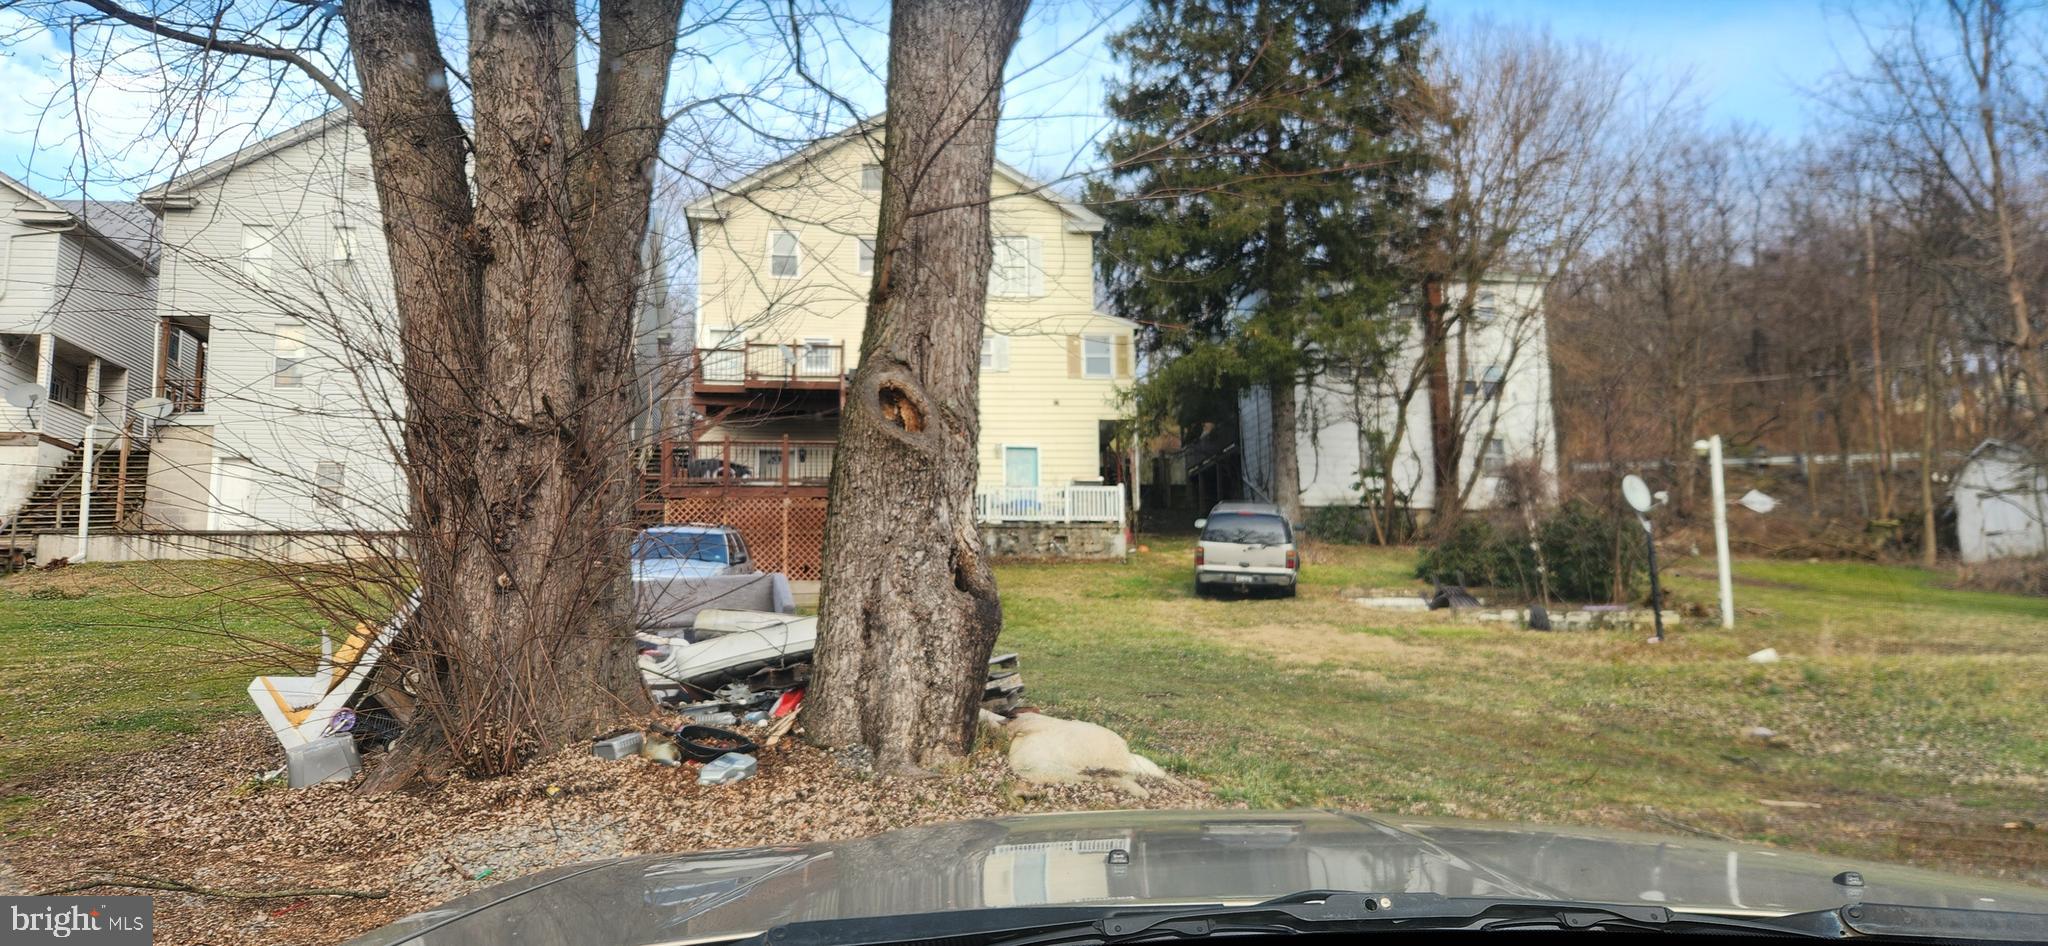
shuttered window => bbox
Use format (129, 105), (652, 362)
(1081, 334), (1113, 378)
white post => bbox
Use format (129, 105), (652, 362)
(1707, 434), (1733, 629)
(76, 421), (97, 562)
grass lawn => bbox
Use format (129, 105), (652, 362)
(3, 544), (2044, 884)
(997, 535), (2048, 884)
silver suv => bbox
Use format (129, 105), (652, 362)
(1193, 501), (1299, 597)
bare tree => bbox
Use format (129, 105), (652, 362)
(805, 0), (1030, 772)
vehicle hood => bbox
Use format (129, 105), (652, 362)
(345, 809), (2048, 946)
(634, 560), (727, 581)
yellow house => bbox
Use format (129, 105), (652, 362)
(683, 123), (1137, 503)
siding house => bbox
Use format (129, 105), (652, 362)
(675, 122), (1137, 574)
(0, 173), (159, 540)
(1240, 274), (1560, 517)
(133, 111), (675, 538)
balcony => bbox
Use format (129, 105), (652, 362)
(163, 376), (205, 413)
(657, 437), (838, 492)
(692, 342), (845, 392)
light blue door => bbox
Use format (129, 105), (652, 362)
(1003, 446), (1040, 487)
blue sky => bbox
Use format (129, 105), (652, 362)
(0, 0), (1856, 199)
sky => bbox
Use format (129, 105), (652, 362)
(0, 0), (1859, 201)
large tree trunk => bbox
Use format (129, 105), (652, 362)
(1421, 277), (1458, 527)
(343, 0), (678, 776)
(806, 0), (1029, 773)
(1270, 379), (1302, 521)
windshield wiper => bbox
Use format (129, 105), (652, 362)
(741, 892), (1852, 946)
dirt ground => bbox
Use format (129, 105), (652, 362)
(1, 718), (1212, 946)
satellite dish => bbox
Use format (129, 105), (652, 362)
(1622, 474), (1654, 514)
(131, 396), (176, 422)
(1737, 489), (1778, 515)
(5, 382), (47, 409)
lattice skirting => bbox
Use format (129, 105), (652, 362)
(665, 492), (828, 580)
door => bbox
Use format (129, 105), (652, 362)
(1003, 445), (1040, 488)
(705, 328), (743, 382)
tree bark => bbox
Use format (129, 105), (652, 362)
(1863, 210), (1892, 520)
(1921, 322), (1940, 567)
(806, 0), (1029, 773)
(342, 0), (677, 775)
(1270, 378), (1302, 521)
(1421, 277), (1457, 528)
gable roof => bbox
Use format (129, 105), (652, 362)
(56, 200), (160, 263)
(138, 109), (353, 207)
(0, 171), (157, 270)
(683, 117), (1104, 238)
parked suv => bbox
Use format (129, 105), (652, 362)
(1193, 501), (1299, 597)
(632, 524), (757, 581)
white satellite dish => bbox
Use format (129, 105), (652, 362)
(1737, 489), (1778, 515)
(1621, 474), (1654, 514)
(5, 381), (47, 409)
(131, 396), (176, 422)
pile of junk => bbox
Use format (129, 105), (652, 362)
(613, 574), (1027, 785)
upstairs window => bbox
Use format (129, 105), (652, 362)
(990, 235), (1030, 296)
(273, 323), (308, 388)
(769, 230), (801, 278)
(981, 334), (1011, 372)
(1472, 289), (1500, 325)
(1082, 334), (1113, 379)
(857, 237), (876, 276)
(241, 224), (276, 285)
(332, 224), (359, 263)
(49, 358), (87, 410)
(1464, 363), (1505, 400)
(860, 163), (883, 193)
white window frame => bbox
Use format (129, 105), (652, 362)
(981, 333), (1010, 371)
(314, 461), (346, 509)
(1002, 444), (1041, 488)
(1081, 334), (1114, 379)
(768, 229), (801, 279)
(857, 237), (876, 276)
(860, 163), (884, 193)
(990, 235), (1030, 297)
(1480, 437), (1508, 473)
(1472, 289), (1500, 325)
(242, 224), (276, 285)
(331, 224), (359, 263)
(1465, 363), (1505, 400)
(801, 336), (834, 376)
(273, 322), (308, 388)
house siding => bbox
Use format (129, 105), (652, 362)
(691, 133), (1131, 491)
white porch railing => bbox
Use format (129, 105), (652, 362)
(975, 485), (1125, 524)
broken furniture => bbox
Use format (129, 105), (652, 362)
(636, 573), (796, 638)
(248, 590), (420, 787)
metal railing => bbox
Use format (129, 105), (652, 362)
(695, 342), (845, 385)
(660, 437), (837, 488)
(974, 485), (1125, 524)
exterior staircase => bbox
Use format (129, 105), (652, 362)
(6, 444), (152, 536)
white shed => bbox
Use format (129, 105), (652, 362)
(1952, 439), (2048, 563)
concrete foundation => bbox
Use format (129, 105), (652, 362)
(979, 520), (1126, 561)
(36, 530), (403, 564)
(139, 424), (215, 531)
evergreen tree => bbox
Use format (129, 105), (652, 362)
(1092, 0), (1433, 519)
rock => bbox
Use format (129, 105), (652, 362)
(1005, 713), (1167, 797)
(1747, 647), (1781, 664)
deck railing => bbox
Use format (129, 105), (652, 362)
(695, 342), (845, 385)
(974, 485), (1125, 524)
(164, 377), (205, 413)
(659, 437), (837, 489)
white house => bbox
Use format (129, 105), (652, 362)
(1952, 439), (2047, 563)
(1240, 274), (1560, 516)
(133, 111), (676, 536)
(0, 173), (159, 536)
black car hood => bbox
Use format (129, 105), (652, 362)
(346, 809), (2048, 946)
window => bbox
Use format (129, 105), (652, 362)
(273, 323), (307, 387)
(314, 461), (345, 509)
(632, 530), (728, 564)
(857, 237), (876, 276)
(860, 163), (883, 193)
(801, 337), (834, 375)
(166, 330), (181, 364)
(1082, 334), (1113, 379)
(1481, 438), (1508, 473)
(990, 235), (1029, 296)
(769, 230), (800, 278)
(1201, 514), (1291, 546)
(1003, 445), (1040, 487)
(49, 358), (87, 409)
(241, 225), (276, 284)
(332, 225), (358, 263)
(981, 334), (1010, 372)
(1464, 364), (1505, 400)
(1472, 289), (1499, 325)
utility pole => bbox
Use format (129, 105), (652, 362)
(1696, 435), (1734, 629)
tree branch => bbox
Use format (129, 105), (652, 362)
(70, 0), (362, 112)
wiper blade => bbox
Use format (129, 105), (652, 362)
(984, 892), (1845, 945)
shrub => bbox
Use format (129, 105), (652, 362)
(1415, 500), (1645, 603)
(1300, 503), (1417, 544)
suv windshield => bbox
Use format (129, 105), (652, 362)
(1204, 515), (1290, 546)
(633, 531), (728, 563)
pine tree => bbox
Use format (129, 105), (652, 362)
(1092, 0), (1433, 520)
